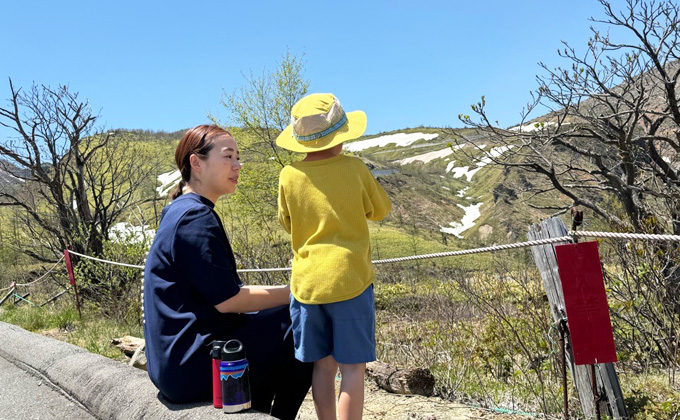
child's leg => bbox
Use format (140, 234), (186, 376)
(313, 355), (339, 420)
(337, 362), (365, 420)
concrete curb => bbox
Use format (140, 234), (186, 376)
(0, 321), (271, 419)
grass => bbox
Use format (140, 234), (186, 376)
(369, 223), (492, 269)
(370, 223), (451, 257)
(621, 372), (680, 419)
(0, 302), (142, 361)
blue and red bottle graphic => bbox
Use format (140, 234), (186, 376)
(220, 339), (251, 413)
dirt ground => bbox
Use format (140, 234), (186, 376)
(296, 379), (527, 420)
(39, 328), (529, 419)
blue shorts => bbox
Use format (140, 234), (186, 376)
(289, 284), (376, 364)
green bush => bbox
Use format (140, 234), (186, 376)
(73, 235), (149, 323)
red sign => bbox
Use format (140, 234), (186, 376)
(555, 241), (617, 365)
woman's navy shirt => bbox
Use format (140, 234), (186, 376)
(143, 192), (242, 401)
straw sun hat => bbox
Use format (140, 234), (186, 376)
(275, 93), (366, 153)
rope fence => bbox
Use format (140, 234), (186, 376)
(372, 235), (573, 264)
(0, 255), (65, 292)
(2, 229), (677, 293)
(573, 230), (680, 241)
(66, 250), (145, 269)
(3, 230), (679, 292)
(56, 230), (680, 273)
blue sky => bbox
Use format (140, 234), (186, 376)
(1, 1), (617, 135)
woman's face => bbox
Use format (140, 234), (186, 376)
(198, 134), (241, 198)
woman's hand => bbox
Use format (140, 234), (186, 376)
(214, 285), (290, 314)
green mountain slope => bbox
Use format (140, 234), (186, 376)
(345, 127), (556, 247)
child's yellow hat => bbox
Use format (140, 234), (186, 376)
(275, 93), (366, 153)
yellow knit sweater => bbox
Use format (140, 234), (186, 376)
(278, 154), (391, 304)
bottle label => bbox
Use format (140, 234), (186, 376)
(220, 359), (248, 380)
(220, 358), (251, 408)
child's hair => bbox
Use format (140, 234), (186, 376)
(172, 125), (232, 200)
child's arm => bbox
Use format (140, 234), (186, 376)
(277, 178), (292, 233)
(365, 173), (391, 221)
(215, 285), (290, 313)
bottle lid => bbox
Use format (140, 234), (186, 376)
(210, 340), (227, 358)
(221, 339), (247, 361)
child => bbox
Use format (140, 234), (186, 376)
(276, 93), (391, 420)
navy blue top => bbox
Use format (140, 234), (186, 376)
(143, 193), (242, 401)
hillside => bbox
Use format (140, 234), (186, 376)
(343, 127), (553, 246)
(0, 163), (30, 193)
(145, 126), (550, 257)
(0, 121), (560, 253)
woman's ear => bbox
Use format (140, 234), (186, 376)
(189, 154), (202, 176)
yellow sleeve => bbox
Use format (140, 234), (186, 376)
(365, 172), (391, 221)
(277, 173), (291, 233)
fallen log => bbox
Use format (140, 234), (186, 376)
(112, 335), (145, 357)
(129, 344), (147, 371)
(365, 361), (435, 397)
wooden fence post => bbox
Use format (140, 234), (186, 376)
(63, 248), (82, 319)
(40, 287), (71, 307)
(528, 217), (627, 419)
(0, 286), (15, 307)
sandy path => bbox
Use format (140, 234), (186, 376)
(296, 379), (525, 420)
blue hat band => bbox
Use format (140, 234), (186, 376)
(293, 113), (347, 143)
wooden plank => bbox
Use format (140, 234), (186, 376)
(598, 363), (628, 418)
(0, 287), (15, 307)
(529, 222), (568, 320)
(528, 219), (596, 416)
(40, 287), (71, 307)
(529, 217), (628, 419)
(13, 292), (33, 306)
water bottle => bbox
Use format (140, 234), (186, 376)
(210, 340), (227, 408)
(220, 339), (251, 413)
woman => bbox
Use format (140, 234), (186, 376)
(143, 125), (312, 419)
